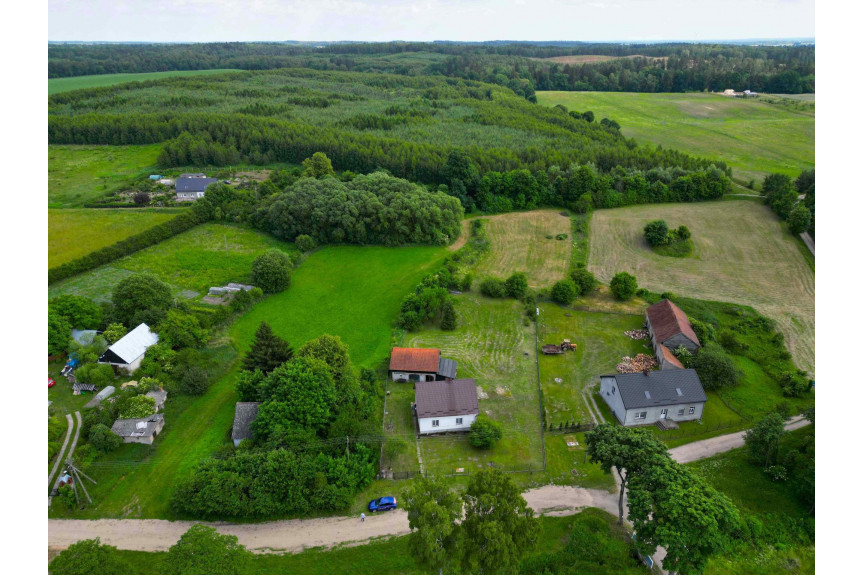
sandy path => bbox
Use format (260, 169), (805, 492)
(669, 416), (810, 464)
(48, 413), (74, 489)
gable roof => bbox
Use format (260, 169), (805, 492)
(437, 358), (458, 379)
(605, 369), (707, 410)
(390, 347), (440, 373)
(176, 177), (218, 193)
(146, 389), (168, 408)
(658, 344), (685, 369)
(646, 299), (700, 347)
(99, 323), (159, 365)
(111, 414), (164, 437)
(232, 402), (261, 442)
(415, 378), (479, 418)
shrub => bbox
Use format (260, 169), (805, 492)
(48, 311), (72, 356)
(117, 395), (156, 419)
(459, 272), (474, 292)
(676, 225), (692, 240)
(440, 301), (458, 330)
(504, 272), (529, 299)
(555, 233), (568, 240)
(158, 309), (209, 349)
(398, 310), (422, 331)
(779, 369), (811, 397)
(569, 267), (597, 295)
(49, 295), (102, 330)
(660, 291), (676, 300)
(767, 465), (788, 482)
(75, 363), (114, 388)
(718, 330), (748, 354)
(643, 219), (669, 246)
(49, 538), (126, 575)
(470, 415), (503, 449)
(551, 279), (579, 305)
(295, 234), (316, 252)
(101, 323), (127, 344)
(133, 191), (150, 205)
(480, 278), (507, 298)
(88, 424), (122, 452)
(180, 366), (210, 395)
(690, 318), (716, 344)
(671, 346), (694, 368)
(693, 343), (741, 390)
(609, 272), (638, 300)
(787, 205), (812, 235)
(251, 249), (292, 293)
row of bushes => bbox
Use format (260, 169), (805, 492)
(48, 209), (206, 284)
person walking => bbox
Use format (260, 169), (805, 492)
(360, 512), (365, 523)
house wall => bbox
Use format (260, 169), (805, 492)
(599, 376), (628, 424)
(418, 413), (476, 434)
(662, 333), (699, 353)
(390, 371), (436, 382)
(623, 402), (705, 426)
(121, 419), (165, 444)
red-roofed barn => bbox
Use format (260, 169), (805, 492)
(645, 300), (701, 366)
(389, 347), (458, 382)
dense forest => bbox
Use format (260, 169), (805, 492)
(49, 41), (814, 95)
(48, 68), (727, 183)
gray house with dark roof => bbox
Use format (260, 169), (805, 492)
(176, 174), (218, 202)
(232, 402), (261, 447)
(111, 414), (165, 445)
(599, 369), (707, 427)
(414, 378), (479, 434)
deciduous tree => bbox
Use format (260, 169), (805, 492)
(250, 249), (292, 293)
(112, 272), (173, 327)
(744, 412), (787, 469)
(49, 538), (125, 575)
(301, 151), (335, 179)
(609, 272), (637, 300)
(164, 524), (253, 575)
(551, 279), (579, 305)
(403, 476), (463, 573)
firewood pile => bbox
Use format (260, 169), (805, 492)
(616, 354), (658, 373)
(624, 329), (650, 340)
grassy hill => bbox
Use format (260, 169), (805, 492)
(537, 91), (814, 184)
(48, 69), (241, 95)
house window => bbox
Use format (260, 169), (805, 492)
(634, 411), (647, 420)
(409, 373), (420, 381)
(689, 407), (695, 415)
(432, 420), (440, 427)
(678, 409), (685, 416)
(456, 417), (463, 424)
(612, 386), (616, 394)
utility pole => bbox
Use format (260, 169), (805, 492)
(346, 436), (350, 460)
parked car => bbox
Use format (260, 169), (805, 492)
(368, 496), (397, 512)
(48, 377), (55, 388)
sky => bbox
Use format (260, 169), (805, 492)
(49, 0), (814, 43)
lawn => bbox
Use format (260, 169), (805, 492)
(536, 91), (814, 184)
(48, 69), (242, 95)
(233, 246), (446, 367)
(403, 292), (544, 474)
(48, 208), (182, 268)
(48, 144), (163, 207)
(473, 209), (573, 287)
(588, 200), (814, 375)
(48, 223), (295, 302)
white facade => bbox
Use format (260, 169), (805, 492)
(418, 413), (476, 435)
(176, 191), (205, 202)
(391, 371), (436, 382)
(599, 376), (705, 427)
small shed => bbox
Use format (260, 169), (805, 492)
(98, 323), (159, 374)
(146, 389), (168, 412)
(232, 402), (261, 447)
(149, 175), (162, 180)
(94, 386), (116, 402)
(111, 414), (165, 445)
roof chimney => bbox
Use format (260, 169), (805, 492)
(643, 368), (650, 376)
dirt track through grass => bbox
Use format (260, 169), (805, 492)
(588, 201), (814, 375)
(473, 210), (572, 287)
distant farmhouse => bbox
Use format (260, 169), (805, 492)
(111, 414), (165, 445)
(98, 323), (159, 374)
(232, 402), (261, 447)
(176, 173), (218, 202)
(389, 347), (458, 382)
(645, 299), (700, 370)
(414, 378), (479, 434)
(721, 88), (758, 97)
(599, 369), (707, 427)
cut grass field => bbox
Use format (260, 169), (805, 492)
(48, 144), (163, 207)
(536, 91), (814, 183)
(403, 292), (544, 474)
(48, 223), (294, 301)
(48, 208), (182, 268)
(588, 200), (814, 375)
(48, 69), (242, 95)
(472, 209), (573, 287)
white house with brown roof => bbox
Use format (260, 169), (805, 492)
(414, 378), (479, 434)
(389, 347), (457, 382)
(645, 300), (700, 370)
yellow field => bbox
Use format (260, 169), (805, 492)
(473, 210), (572, 287)
(588, 201), (814, 375)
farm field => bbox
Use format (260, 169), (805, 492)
(48, 223), (294, 301)
(48, 69), (242, 95)
(48, 208), (182, 267)
(533, 54), (666, 65)
(402, 292), (544, 474)
(588, 200), (814, 375)
(48, 144), (162, 207)
(472, 210), (573, 287)
(536, 91), (814, 183)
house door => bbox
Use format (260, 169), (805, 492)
(660, 408), (668, 420)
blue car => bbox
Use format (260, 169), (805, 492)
(368, 496), (397, 512)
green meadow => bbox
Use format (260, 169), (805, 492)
(48, 208), (182, 268)
(49, 144), (162, 207)
(537, 91), (814, 184)
(48, 69), (241, 95)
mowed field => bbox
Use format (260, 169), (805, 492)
(588, 201), (814, 375)
(536, 91), (814, 183)
(473, 210), (572, 287)
(48, 69), (241, 95)
(532, 55), (666, 65)
(49, 144), (162, 207)
(48, 223), (295, 301)
(48, 208), (182, 267)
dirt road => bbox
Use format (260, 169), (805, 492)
(669, 416), (810, 464)
(48, 485), (618, 554)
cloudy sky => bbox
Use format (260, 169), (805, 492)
(49, 0), (814, 43)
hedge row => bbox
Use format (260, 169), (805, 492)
(48, 209), (206, 284)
